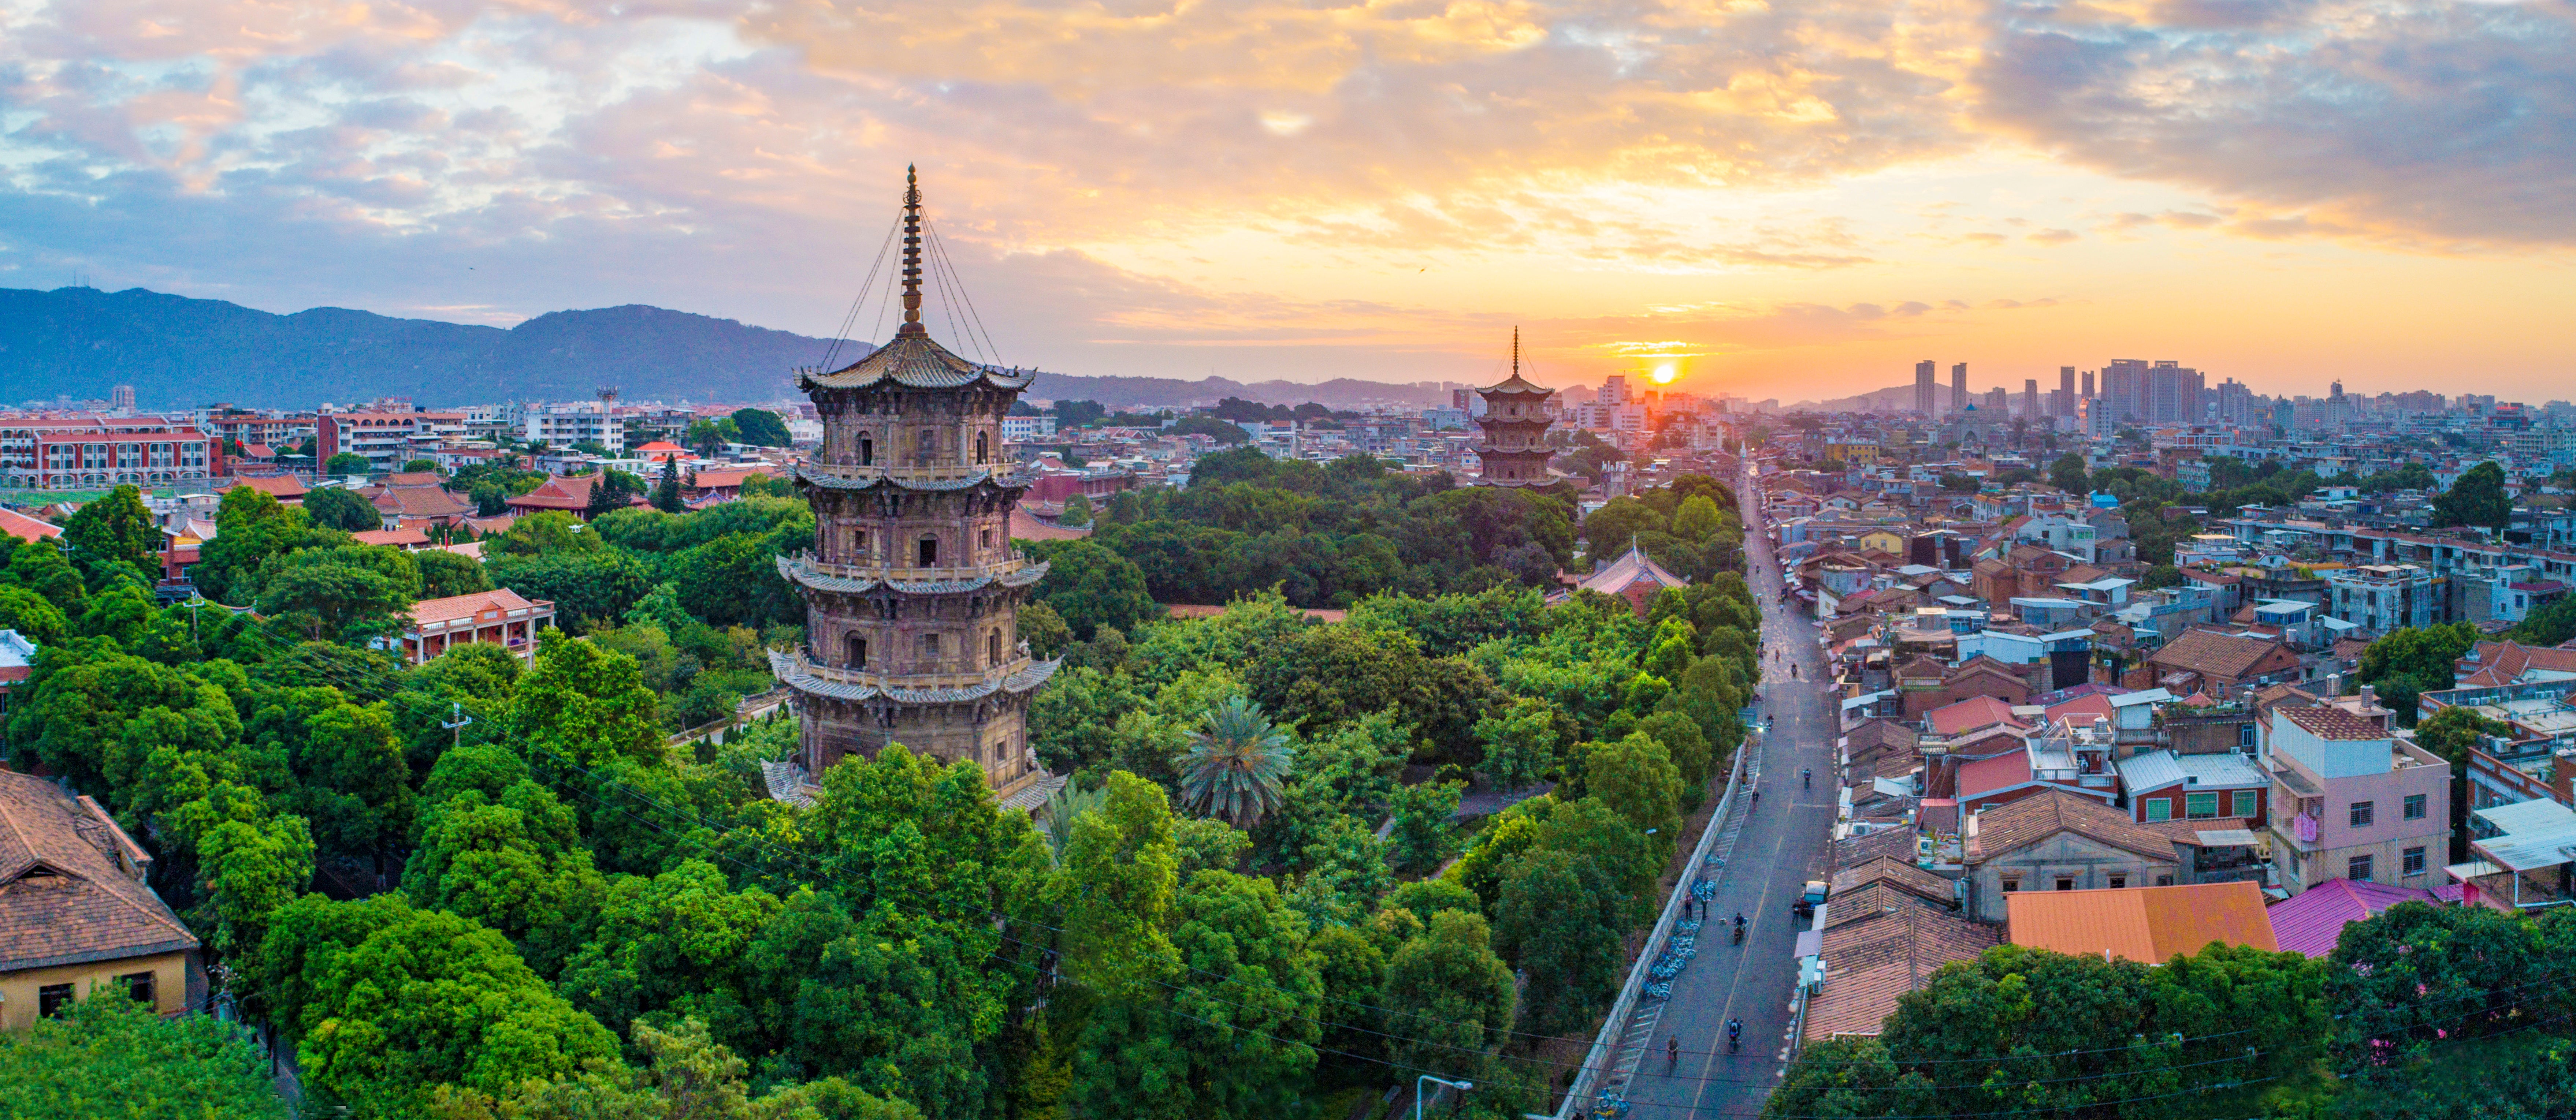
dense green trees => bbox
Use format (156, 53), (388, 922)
(0, 991), (289, 1120)
(62, 483), (161, 572)
(305, 485), (385, 531)
(2356, 622), (2479, 725)
(2432, 461), (2512, 531)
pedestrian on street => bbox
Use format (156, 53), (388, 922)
(1802, 768), (1811, 789)
(1668, 1037), (1681, 1073)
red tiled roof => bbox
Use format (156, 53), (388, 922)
(229, 474), (310, 500)
(352, 528), (430, 548)
(408, 587), (549, 627)
(2148, 628), (2287, 682)
(2276, 705), (2389, 741)
(0, 508), (63, 542)
(1803, 890), (1999, 1040)
(1968, 788), (2182, 864)
(1927, 695), (2025, 736)
(0, 770), (198, 972)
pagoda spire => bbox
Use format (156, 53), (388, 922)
(1512, 325), (1520, 378)
(900, 165), (925, 336)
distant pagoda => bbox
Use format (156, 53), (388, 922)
(1474, 328), (1556, 487)
(767, 167), (1058, 807)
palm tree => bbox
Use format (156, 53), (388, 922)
(1181, 697), (1296, 827)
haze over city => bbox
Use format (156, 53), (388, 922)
(4, 0), (2572, 399)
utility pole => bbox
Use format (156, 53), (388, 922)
(442, 702), (473, 753)
(1416, 1075), (1472, 1120)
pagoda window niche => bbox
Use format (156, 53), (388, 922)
(988, 628), (1003, 667)
(846, 634), (867, 669)
(976, 430), (991, 464)
(859, 434), (875, 466)
(918, 535), (939, 567)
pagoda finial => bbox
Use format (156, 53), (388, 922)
(899, 165), (925, 336)
(1512, 325), (1520, 378)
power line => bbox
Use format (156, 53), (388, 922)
(817, 218), (902, 372)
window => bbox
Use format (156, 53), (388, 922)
(2142, 798), (2172, 822)
(2348, 855), (2374, 880)
(975, 431), (990, 464)
(859, 435), (874, 465)
(2403, 847), (2427, 876)
(2350, 801), (2375, 828)
(2239, 723), (2258, 748)
(917, 633), (943, 659)
(918, 536), (939, 567)
(2404, 794), (2427, 821)
(2230, 789), (2257, 818)
(2185, 792), (2220, 819)
(2001, 879), (2021, 893)
(38, 983), (73, 1018)
(919, 428), (938, 462)
(988, 629), (1002, 668)
(847, 634), (867, 669)
(2055, 877), (2075, 891)
(980, 528), (993, 550)
(2154, 875), (2174, 886)
(119, 971), (155, 1006)
(2108, 876), (2126, 889)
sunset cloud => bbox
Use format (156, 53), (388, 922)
(1, 0), (2571, 397)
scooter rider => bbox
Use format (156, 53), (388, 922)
(1725, 1017), (1744, 1053)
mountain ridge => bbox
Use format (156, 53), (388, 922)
(0, 286), (1446, 411)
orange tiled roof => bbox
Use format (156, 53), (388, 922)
(2007, 881), (2277, 962)
(2148, 628), (2286, 681)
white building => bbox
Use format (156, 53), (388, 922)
(524, 401), (625, 455)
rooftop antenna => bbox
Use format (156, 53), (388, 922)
(596, 385), (620, 407)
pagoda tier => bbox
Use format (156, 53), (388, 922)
(777, 167), (1060, 803)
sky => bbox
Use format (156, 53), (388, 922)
(2, 0), (2573, 404)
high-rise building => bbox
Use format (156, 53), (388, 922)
(1915, 360), (1936, 415)
(1475, 329), (1556, 487)
(1602, 375), (1630, 407)
(2058, 367), (2076, 417)
(1952, 363), (1968, 414)
(109, 385), (135, 415)
(2101, 359), (2205, 424)
(2024, 379), (2040, 419)
(2082, 369), (2095, 399)
(768, 169), (1055, 804)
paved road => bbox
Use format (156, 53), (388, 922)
(1616, 465), (1835, 1120)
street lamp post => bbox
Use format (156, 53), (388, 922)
(1416, 1075), (1473, 1120)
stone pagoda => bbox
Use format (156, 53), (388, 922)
(767, 168), (1059, 807)
(1474, 328), (1556, 487)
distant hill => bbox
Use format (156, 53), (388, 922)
(1787, 383), (1977, 414)
(0, 286), (1443, 411)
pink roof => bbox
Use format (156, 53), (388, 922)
(1578, 544), (1687, 597)
(353, 528), (430, 548)
(2267, 878), (2438, 958)
(0, 508), (64, 542)
(1928, 694), (2026, 736)
(1956, 748), (2034, 800)
(632, 441), (686, 453)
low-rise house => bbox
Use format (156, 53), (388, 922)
(2147, 628), (2304, 694)
(2117, 749), (2268, 825)
(397, 588), (557, 666)
(2457, 798), (2576, 912)
(2005, 881), (2277, 962)
(1962, 789), (2197, 921)
(0, 770), (201, 1030)
(2453, 641), (2576, 688)
(1555, 543), (1688, 617)
(1800, 885), (2000, 1043)
(2261, 703), (2450, 896)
